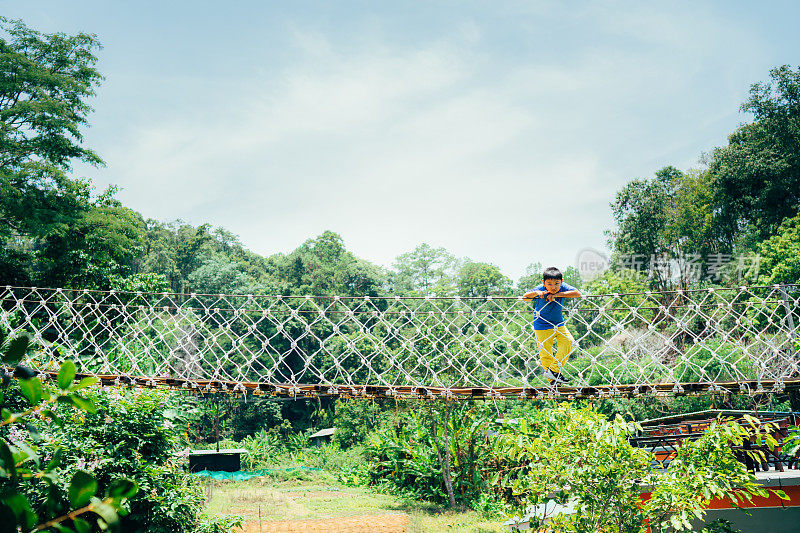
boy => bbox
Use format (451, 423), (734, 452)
(522, 267), (581, 385)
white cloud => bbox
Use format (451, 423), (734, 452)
(88, 2), (764, 281)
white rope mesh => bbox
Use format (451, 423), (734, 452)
(1, 285), (798, 398)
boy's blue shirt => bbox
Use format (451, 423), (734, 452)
(531, 282), (577, 330)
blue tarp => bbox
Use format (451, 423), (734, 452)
(191, 466), (321, 481)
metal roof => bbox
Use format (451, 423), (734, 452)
(309, 428), (336, 438)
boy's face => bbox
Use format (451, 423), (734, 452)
(543, 279), (562, 293)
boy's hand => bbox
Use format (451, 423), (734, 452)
(523, 290), (547, 300)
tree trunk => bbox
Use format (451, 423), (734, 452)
(431, 403), (456, 507)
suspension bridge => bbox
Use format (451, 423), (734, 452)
(1, 284), (798, 400)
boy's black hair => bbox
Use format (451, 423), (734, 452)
(543, 267), (563, 281)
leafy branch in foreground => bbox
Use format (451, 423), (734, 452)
(496, 404), (787, 533)
(0, 331), (137, 532)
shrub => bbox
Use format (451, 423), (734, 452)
(333, 398), (384, 448)
(495, 404), (786, 533)
(0, 332), (137, 532)
(39, 387), (216, 533)
(364, 403), (496, 506)
(0, 328), (240, 533)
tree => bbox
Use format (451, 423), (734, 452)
(0, 17), (103, 250)
(390, 243), (460, 296)
(607, 166), (722, 290)
(457, 261), (513, 298)
(187, 252), (251, 295)
(35, 187), (145, 289)
(498, 404), (784, 533)
(174, 223), (212, 291)
(749, 211), (800, 285)
(0, 18), (145, 290)
(274, 231), (386, 296)
(669, 169), (722, 260)
(516, 262), (543, 292)
(133, 220), (216, 293)
(607, 167), (679, 288)
(708, 65), (800, 245)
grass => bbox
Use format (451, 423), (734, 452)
(202, 470), (506, 532)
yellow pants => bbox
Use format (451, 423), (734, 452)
(535, 326), (574, 373)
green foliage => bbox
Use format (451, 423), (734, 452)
(272, 231), (386, 297)
(186, 396), (283, 444)
(300, 442), (365, 472)
(333, 398), (384, 448)
(188, 252), (251, 295)
(709, 65), (800, 245)
(0, 18), (150, 290)
(606, 166), (729, 289)
(784, 424), (800, 456)
(109, 272), (170, 293)
(0, 332), (137, 532)
(607, 66), (800, 286)
(750, 211), (800, 285)
(607, 166), (684, 288)
(391, 243), (460, 296)
(0, 329), (238, 533)
(192, 513), (245, 533)
(673, 339), (756, 382)
(458, 261), (513, 298)
(699, 519), (740, 533)
(35, 386), (243, 533)
(645, 414), (778, 532)
(0, 17), (103, 173)
(356, 402), (788, 529)
(583, 266), (649, 295)
(211, 423), (311, 470)
(364, 402), (497, 506)
(571, 269), (650, 346)
(496, 405), (650, 532)
(41, 391), (191, 531)
(0, 15), (104, 256)
(495, 404), (785, 533)
(335, 458), (372, 487)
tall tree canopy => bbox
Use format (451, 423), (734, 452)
(708, 65), (800, 245)
(0, 17), (129, 288)
(457, 261), (513, 298)
(750, 211), (800, 286)
(391, 243), (459, 296)
(607, 65), (800, 290)
(0, 17), (103, 237)
(607, 166), (688, 289)
(272, 231), (386, 297)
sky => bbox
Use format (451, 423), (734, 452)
(3, 1), (799, 281)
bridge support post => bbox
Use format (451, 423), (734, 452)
(779, 287), (800, 412)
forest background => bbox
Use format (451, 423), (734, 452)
(4, 13), (800, 533)
(1, 17), (800, 433)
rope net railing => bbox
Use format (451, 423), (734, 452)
(1, 284), (798, 399)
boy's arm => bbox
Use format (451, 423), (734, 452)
(558, 290), (581, 298)
(522, 290), (546, 301)
(546, 289), (581, 302)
